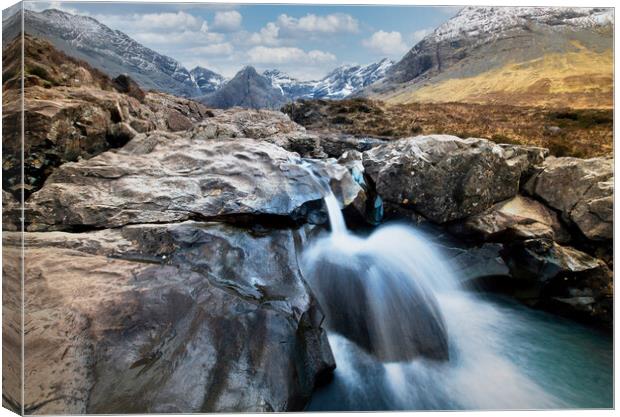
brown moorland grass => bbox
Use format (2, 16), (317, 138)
(283, 99), (613, 158)
(382, 45), (613, 110)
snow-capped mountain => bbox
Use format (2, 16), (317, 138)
(432, 6), (614, 43)
(313, 58), (394, 99)
(263, 58), (394, 100)
(263, 69), (315, 99)
(3, 8), (224, 98)
(364, 6), (613, 108)
(190, 67), (226, 95)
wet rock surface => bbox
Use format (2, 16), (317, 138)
(306, 253), (449, 362)
(3, 222), (335, 413)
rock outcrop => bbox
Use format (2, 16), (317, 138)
(363, 135), (546, 223)
(524, 155), (613, 241)
(23, 133), (364, 232)
(2, 35), (212, 199)
(3, 222), (335, 413)
(184, 108), (384, 159)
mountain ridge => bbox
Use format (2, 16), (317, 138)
(6, 8), (394, 108)
(263, 58), (394, 101)
(363, 6), (613, 108)
(3, 8), (224, 98)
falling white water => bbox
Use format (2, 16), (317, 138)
(323, 192), (347, 235)
(303, 191), (612, 411)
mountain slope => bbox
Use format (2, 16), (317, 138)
(3, 8), (224, 98)
(200, 66), (287, 110)
(190, 66), (226, 95)
(365, 7), (613, 108)
(264, 58), (393, 100)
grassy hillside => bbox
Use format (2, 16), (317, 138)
(380, 45), (612, 109)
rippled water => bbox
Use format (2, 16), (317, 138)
(304, 194), (613, 411)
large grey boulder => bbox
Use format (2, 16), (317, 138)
(362, 135), (546, 223)
(524, 155), (613, 241)
(3, 221), (334, 413)
(25, 132), (364, 231)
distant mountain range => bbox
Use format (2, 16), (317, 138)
(3, 8), (392, 109)
(199, 60), (393, 109)
(4, 6), (613, 109)
(363, 6), (613, 108)
(190, 66), (226, 95)
(263, 58), (393, 100)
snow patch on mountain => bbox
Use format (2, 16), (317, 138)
(190, 66), (226, 95)
(20, 8), (226, 98)
(264, 58), (394, 100)
(430, 7), (614, 44)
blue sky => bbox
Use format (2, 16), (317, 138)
(24, 1), (461, 80)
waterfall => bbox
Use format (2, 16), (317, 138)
(302, 188), (584, 410)
(303, 191), (450, 362)
(323, 192), (347, 236)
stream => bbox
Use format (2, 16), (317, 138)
(302, 193), (613, 411)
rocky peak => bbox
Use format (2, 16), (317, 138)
(364, 5), (613, 107)
(199, 66), (287, 110)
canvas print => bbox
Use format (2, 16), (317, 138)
(1, 1), (614, 414)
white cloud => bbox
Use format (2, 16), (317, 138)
(248, 22), (280, 46)
(92, 10), (230, 53)
(189, 43), (234, 56)
(246, 46), (336, 65)
(212, 10), (242, 32)
(276, 13), (359, 35)
(362, 31), (409, 56)
(411, 28), (432, 44)
(112, 11), (206, 33)
(439, 6), (463, 16)
(26, 1), (83, 15)
(245, 12), (358, 47)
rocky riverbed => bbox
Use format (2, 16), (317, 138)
(2, 35), (613, 414)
